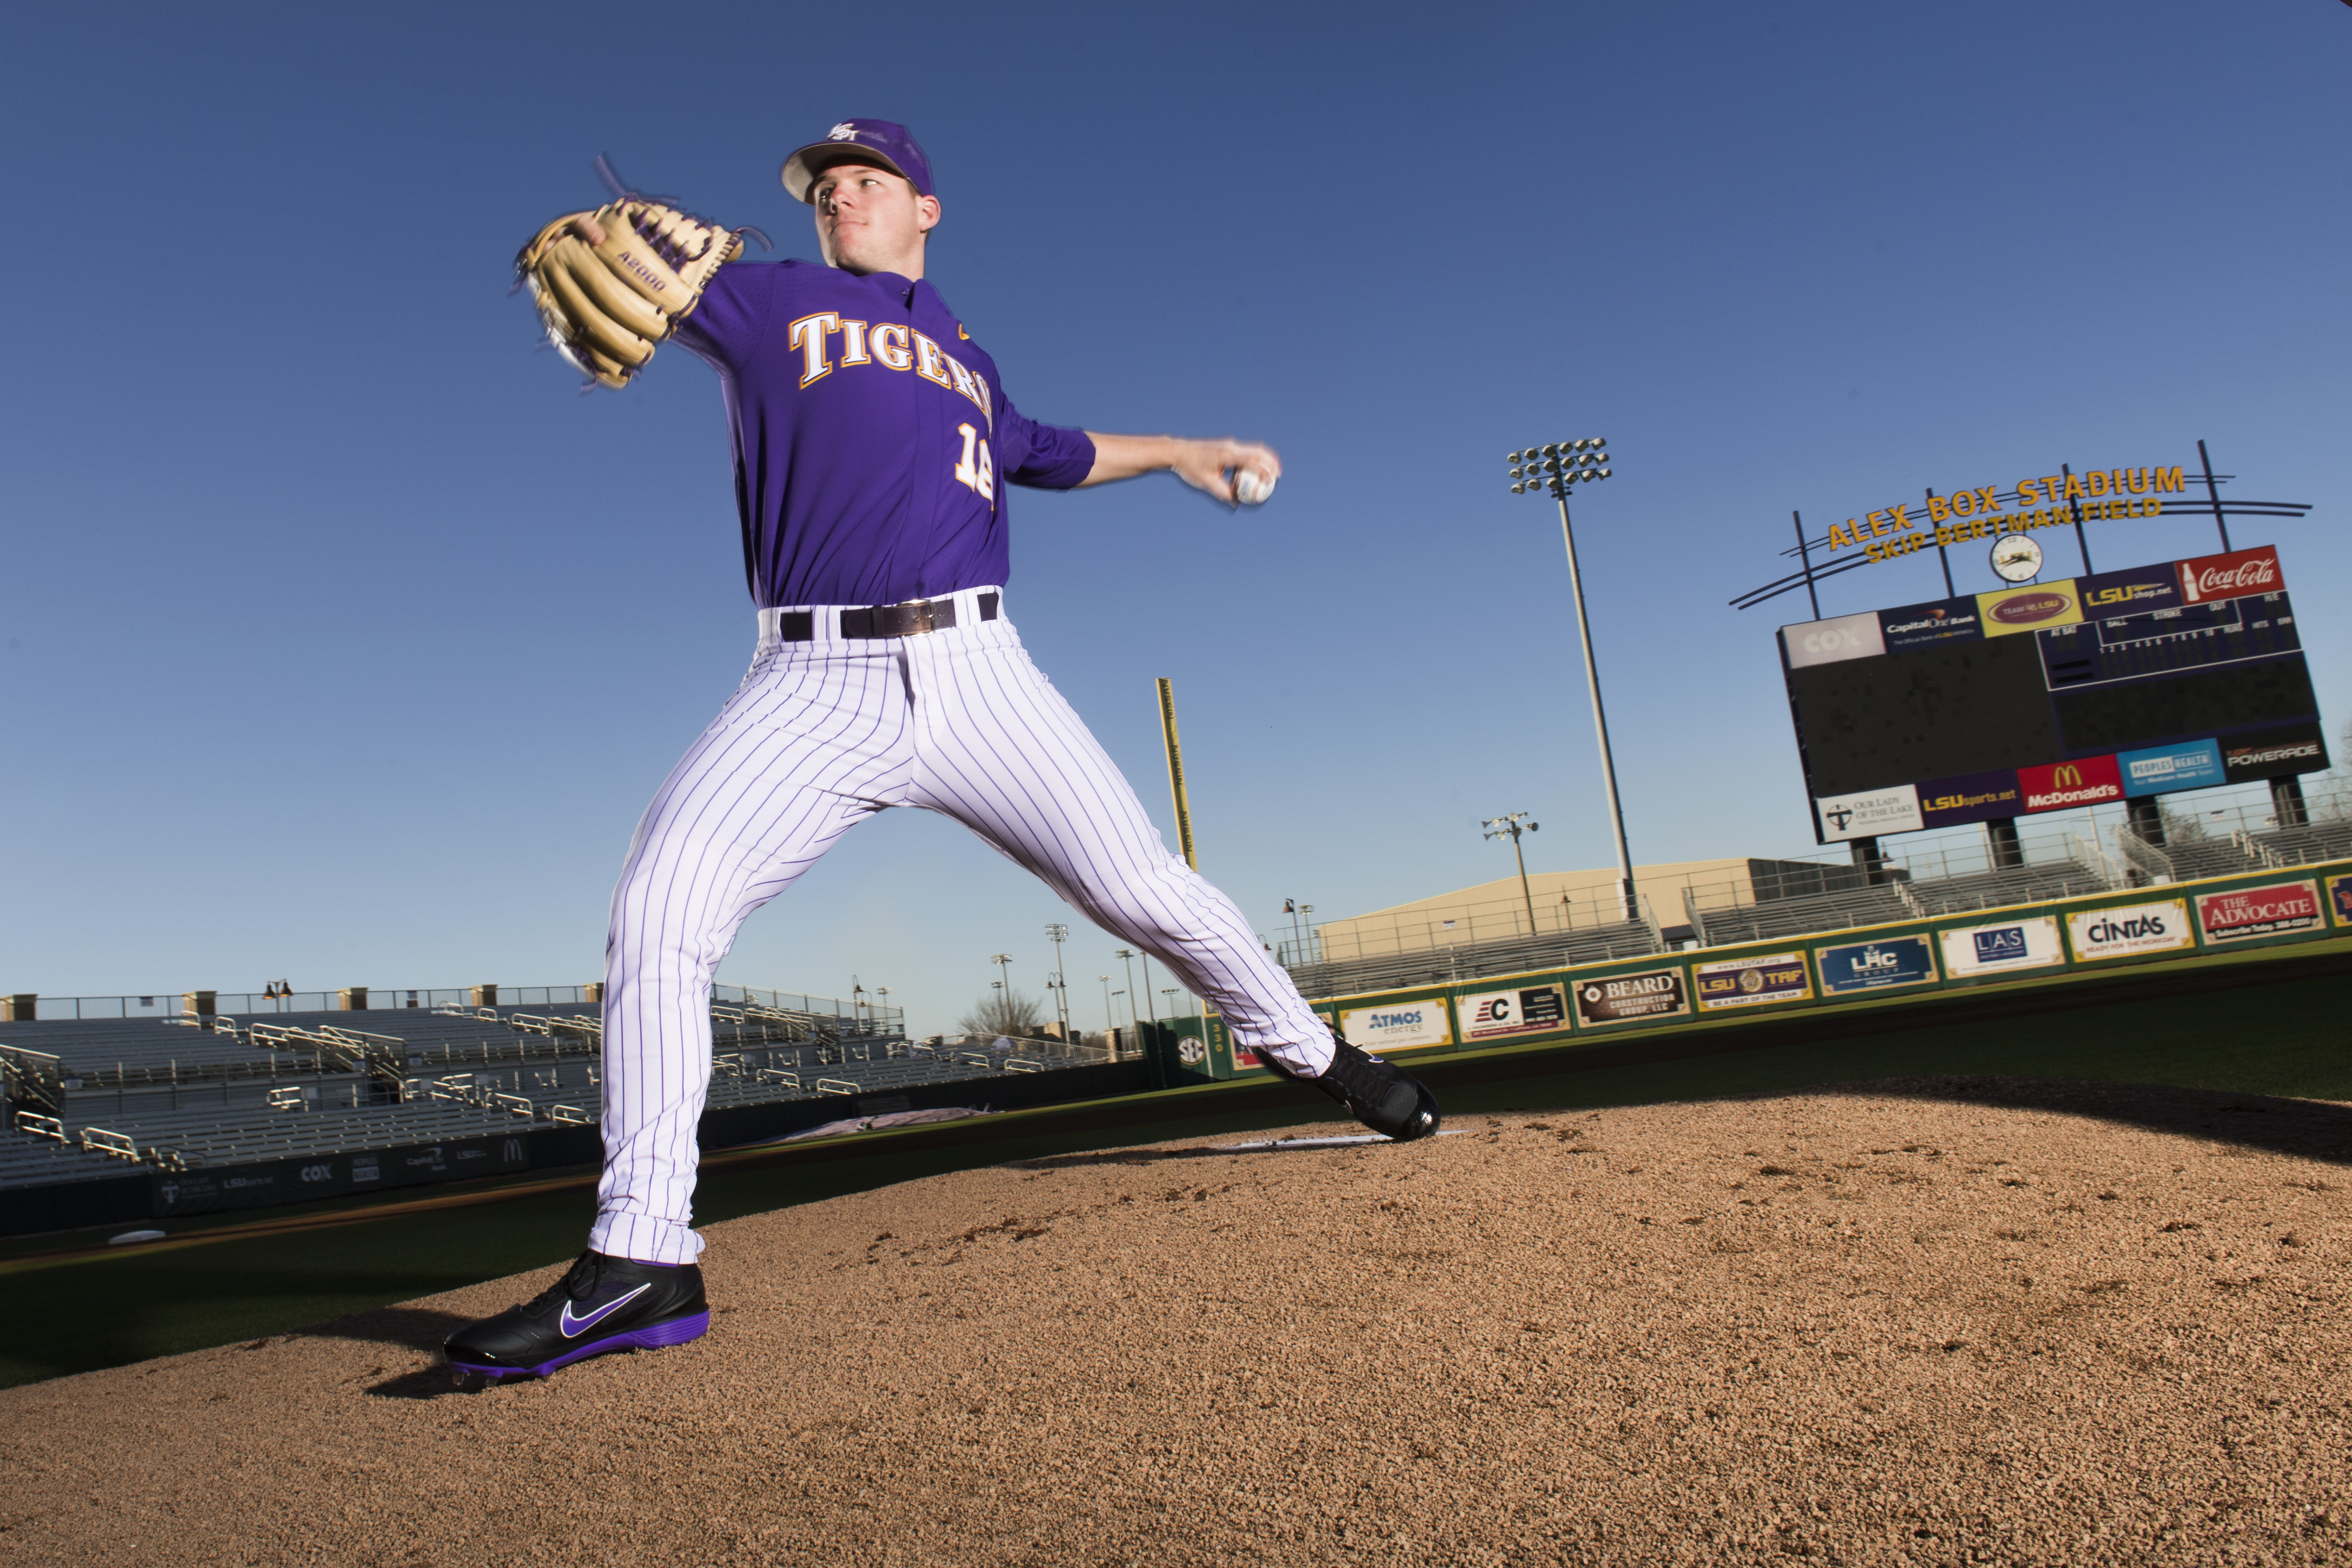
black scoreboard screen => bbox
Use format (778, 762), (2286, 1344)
(1779, 546), (2326, 842)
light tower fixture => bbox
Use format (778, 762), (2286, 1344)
(1503, 436), (1637, 923)
(1044, 923), (1071, 1037)
(1481, 812), (1542, 932)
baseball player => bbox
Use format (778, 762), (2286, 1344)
(445, 121), (1439, 1385)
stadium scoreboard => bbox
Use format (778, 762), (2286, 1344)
(1780, 544), (2327, 843)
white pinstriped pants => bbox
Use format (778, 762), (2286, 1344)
(590, 587), (1332, 1264)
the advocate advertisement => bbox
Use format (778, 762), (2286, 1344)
(1692, 952), (1812, 1011)
(2195, 881), (2324, 945)
(1815, 783), (1924, 842)
(1976, 581), (2083, 638)
(1573, 968), (1690, 1027)
(1938, 916), (2067, 979)
(1456, 983), (1569, 1042)
(1878, 596), (1983, 652)
(1339, 999), (1453, 1053)
(2067, 899), (2194, 962)
(2018, 755), (2123, 812)
(1813, 934), (1939, 995)
(1917, 769), (2024, 829)
(2177, 545), (2283, 606)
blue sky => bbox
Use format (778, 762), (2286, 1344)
(4, 2), (2346, 1035)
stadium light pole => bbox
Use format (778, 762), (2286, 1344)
(1044, 923), (1071, 1037)
(1481, 813), (1542, 932)
(1114, 947), (1144, 1035)
(1506, 436), (1637, 923)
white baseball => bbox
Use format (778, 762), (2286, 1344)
(1232, 468), (1275, 506)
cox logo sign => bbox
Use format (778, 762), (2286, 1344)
(297, 1163), (335, 1184)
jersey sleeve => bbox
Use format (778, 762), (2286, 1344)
(670, 262), (773, 374)
(995, 396), (1097, 491)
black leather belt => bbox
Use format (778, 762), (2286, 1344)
(777, 592), (998, 641)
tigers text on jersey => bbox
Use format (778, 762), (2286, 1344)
(674, 261), (1096, 609)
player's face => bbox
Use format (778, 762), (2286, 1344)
(813, 164), (940, 279)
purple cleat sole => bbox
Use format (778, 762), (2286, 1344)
(448, 1310), (711, 1384)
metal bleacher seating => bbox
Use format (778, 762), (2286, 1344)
(2161, 837), (2267, 882)
(1688, 886), (1916, 948)
(2256, 821), (2352, 869)
(1902, 859), (2112, 917)
(1283, 918), (1659, 1000)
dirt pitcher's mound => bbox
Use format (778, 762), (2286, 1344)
(5, 1081), (2352, 1565)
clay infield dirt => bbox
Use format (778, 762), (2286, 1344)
(3, 1076), (2348, 1565)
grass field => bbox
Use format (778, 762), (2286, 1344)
(2, 944), (2343, 1390)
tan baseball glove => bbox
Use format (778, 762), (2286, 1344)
(516, 200), (746, 388)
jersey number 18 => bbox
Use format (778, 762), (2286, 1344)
(953, 423), (995, 508)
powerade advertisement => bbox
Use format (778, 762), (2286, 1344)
(1456, 984), (1568, 1043)
(1939, 916), (2065, 979)
(2195, 881), (2324, 945)
(1572, 968), (1690, 1027)
(1338, 999), (1453, 1053)
(1813, 934), (1938, 995)
(1692, 953), (1811, 1011)
(2066, 900), (2194, 962)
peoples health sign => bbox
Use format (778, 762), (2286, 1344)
(2118, 740), (2224, 798)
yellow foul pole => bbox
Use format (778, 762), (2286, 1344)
(1154, 677), (1199, 870)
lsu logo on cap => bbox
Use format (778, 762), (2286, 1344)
(827, 123), (859, 142)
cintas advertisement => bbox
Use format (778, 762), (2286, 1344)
(2066, 899), (2194, 962)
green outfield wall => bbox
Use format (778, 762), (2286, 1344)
(1152, 860), (2352, 1084)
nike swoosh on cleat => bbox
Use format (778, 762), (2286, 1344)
(559, 1282), (652, 1338)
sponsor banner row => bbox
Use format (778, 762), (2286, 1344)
(150, 1135), (530, 1218)
(1815, 723), (2327, 840)
(1782, 546), (2288, 669)
(1327, 872), (2352, 1057)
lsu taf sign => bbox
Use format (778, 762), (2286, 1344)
(1692, 952), (1812, 1012)
(2018, 755), (2122, 812)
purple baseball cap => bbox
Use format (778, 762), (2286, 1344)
(780, 119), (935, 203)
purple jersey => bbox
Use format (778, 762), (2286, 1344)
(672, 260), (1096, 608)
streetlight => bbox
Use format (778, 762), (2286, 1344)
(1113, 947), (1144, 1036)
(1281, 898), (1315, 966)
(1098, 973), (1113, 1030)
(1481, 812), (1541, 933)
(1506, 436), (1636, 923)
(1044, 923), (1071, 1037)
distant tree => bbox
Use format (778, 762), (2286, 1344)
(956, 989), (1045, 1038)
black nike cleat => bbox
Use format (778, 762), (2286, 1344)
(1264, 1037), (1443, 1141)
(442, 1250), (709, 1386)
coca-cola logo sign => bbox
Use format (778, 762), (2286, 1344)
(2177, 546), (2283, 604)
(1989, 591), (2071, 625)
